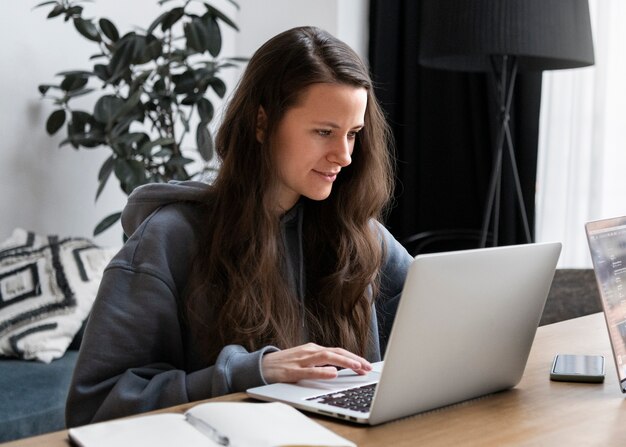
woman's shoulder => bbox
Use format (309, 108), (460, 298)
(121, 180), (211, 236)
(370, 219), (413, 270)
(109, 197), (211, 281)
(138, 199), (207, 241)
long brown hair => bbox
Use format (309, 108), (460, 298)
(185, 26), (394, 363)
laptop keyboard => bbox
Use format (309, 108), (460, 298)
(306, 383), (377, 413)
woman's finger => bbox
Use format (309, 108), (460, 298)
(305, 350), (366, 371)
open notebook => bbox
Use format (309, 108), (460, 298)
(68, 401), (355, 447)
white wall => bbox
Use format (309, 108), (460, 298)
(0, 1), (369, 248)
(236, 0), (369, 59)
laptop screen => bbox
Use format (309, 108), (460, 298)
(586, 216), (626, 392)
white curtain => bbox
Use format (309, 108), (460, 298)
(536, 0), (626, 267)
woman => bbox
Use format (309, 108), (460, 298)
(66, 26), (412, 427)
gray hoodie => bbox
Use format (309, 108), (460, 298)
(66, 181), (412, 427)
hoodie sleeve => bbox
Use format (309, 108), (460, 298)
(65, 203), (278, 427)
(373, 222), (413, 354)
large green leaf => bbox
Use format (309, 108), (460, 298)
(93, 211), (122, 236)
(94, 95), (124, 124)
(66, 6), (83, 17)
(167, 155), (195, 167)
(173, 70), (196, 95)
(147, 10), (170, 35)
(210, 78), (226, 98)
(197, 98), (214, 123)
(114, 158), (146, 192)
(204, 15), (221, 57)
(69, 134), (104, 148)
(110, 34), (150, 67)
(46, 109), (66, 135)
(47, 4), (65, 19)
(161, 7), (184, 31)
(108, 34), (137, 82)
(184, 19), (205, 54)
(144, 35), (163, 62)
(196, 122), (213, 162)
(99, 18), (119, 42)
(73, 18), (101, 42)
(131, 35), (152, 65)
(66, 110), (105, 148)
(93, 64), (110, 81)
(98, 154), (116, 182)
(181, 93), (201, 106)
(67, 110), (97, 147)
(96, 155), (115, 200)
(70, 110), (95, 131)
(60, 75), (88, 91)
(204, 4), (239, 31)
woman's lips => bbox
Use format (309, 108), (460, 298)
(313, 169), (339, 181)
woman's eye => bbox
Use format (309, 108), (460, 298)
(317, 130), (332, 137)
(347, 131), (357, 139)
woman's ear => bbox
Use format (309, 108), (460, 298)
(256, 106), (268, 143)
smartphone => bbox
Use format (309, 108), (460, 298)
(550, 354), (605, 383)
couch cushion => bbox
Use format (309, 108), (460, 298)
(0, 350), (78, 442)
(0, 229), (116, 362)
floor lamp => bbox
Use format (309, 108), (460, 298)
(419, 0), (595, 247)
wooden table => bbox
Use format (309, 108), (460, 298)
(4, 313), (625, 446)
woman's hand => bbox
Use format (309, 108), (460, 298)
(261, 342), (373, 384)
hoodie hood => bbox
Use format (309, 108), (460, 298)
(121, 180), (209, 236)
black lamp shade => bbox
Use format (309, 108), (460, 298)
(419, 0), (595, 72)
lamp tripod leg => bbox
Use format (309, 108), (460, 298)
(479, 138), (504, 247)
(504, 123), (532, 243)
(480, 55), (531, 247)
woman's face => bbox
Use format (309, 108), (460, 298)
(269, 82), (367, 212)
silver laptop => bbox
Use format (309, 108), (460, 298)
(248, 242), (562, 425)
(585, 216), (626, 393)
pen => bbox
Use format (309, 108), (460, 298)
(185, 413), (230, 446)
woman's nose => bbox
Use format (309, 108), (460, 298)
(328, 138), (352, 167)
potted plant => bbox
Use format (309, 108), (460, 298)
(36, 0), (243, 235)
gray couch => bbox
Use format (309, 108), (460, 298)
(0, 326), (83, 442)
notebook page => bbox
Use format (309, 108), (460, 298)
(186, 401), (356, 447)
(68, 413), (217, 447)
